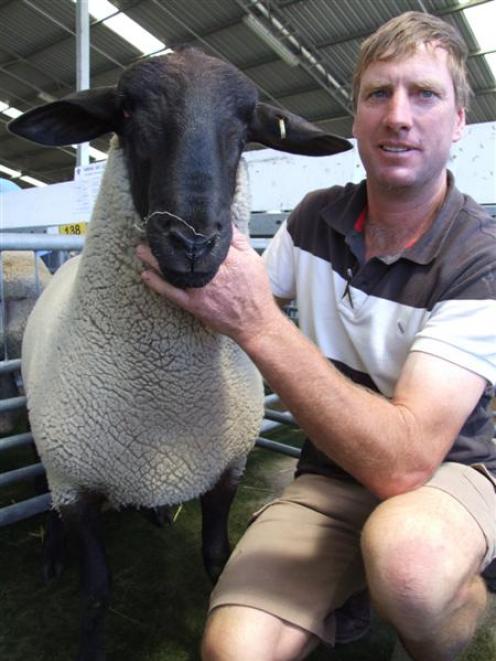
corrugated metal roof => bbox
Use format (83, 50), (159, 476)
(0, 0), (494, 186)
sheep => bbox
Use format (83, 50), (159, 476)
(8, 47), (351, 660)
(0, 251), (51, 434)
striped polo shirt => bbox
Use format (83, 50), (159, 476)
(263, 173), (496, 480)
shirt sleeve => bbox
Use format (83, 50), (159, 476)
(262, 220), (297, 300)
(411, 297), (496, 386)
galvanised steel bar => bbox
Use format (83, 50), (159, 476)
(76, 0), (90, 167)
(0, 395), (27, 413)
(0, 463), (45, 488)
(0, 432), (33, 452)
(263, 409), (298, 427)
(256, 436), (301, 458)
(0, 234), (85, 251)
(0, 358), (21, 373)
(0, 493), (51, 527)
(0, 250), (6, 360)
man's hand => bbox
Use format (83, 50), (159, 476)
(136, 227), (284, 346)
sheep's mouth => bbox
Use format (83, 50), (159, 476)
(158, 265), (220, 289)
(147, 238), (223, 289)
(147, 224), (230, 289)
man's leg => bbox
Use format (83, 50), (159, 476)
(202, 606), (318, 661)
(201, 473), (379, 660)
(361, 465), (492, 661)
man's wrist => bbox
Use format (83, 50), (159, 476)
(237, 306), (295, 358)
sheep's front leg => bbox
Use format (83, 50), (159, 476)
(200, 458), (246, 583)
(32, 460), (66, 583)
(42, 509), (66, 582)
(61, 494), (110, 661)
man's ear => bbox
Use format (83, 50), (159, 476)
(248, 102), (352, 156)
(351, 114), (358, 139)
(452, 107), (465, 144)
(7, 87), (118, 146)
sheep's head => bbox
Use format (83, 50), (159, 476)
(8, 47), (351, 288)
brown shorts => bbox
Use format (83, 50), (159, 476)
(208, 462), (496, 645)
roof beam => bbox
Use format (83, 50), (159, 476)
(22, 0), (126, 70)
(233, 0), (353, 115)
(148, 0), (284, 109)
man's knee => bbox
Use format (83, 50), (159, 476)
(202, 606), (252, 660)
(201, 605), (316, 661)
(360, 488), (484, 621)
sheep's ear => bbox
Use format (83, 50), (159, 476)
(7, 87), (118, 146)
(248, 102), (352, 156)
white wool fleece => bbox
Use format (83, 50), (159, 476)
(22, 138), (264, 509)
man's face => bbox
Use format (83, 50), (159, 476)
(352, 44), (465, 193)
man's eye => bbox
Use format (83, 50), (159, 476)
(369, 89), (388, 99)
(419, 89), (436, 99)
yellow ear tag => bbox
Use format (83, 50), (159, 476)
(278, 117), (286, 140)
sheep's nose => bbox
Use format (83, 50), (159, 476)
(169, 228), (217, 260)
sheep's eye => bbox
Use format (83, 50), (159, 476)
(120, 99), (134, 119)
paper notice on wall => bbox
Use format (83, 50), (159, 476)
(73, 161), (106, 219)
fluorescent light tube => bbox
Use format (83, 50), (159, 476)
(243, 14), (300, 67)
(0, 164), (22, 178)
(103, 13), (165, 55)
(69, 0), (166, 55)
(0, 101), (23, 118)
(2, 106), (22, 119)
(88, 0), (116, 21)
(20, 175), (47, 187)
(88, 147), (108, 160)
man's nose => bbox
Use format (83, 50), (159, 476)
(383, 90), (413, 131)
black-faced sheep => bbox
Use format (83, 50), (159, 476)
(8, 47), (351, 660)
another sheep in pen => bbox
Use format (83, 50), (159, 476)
(8, 47), (351, 660)
(0, 251), (51, 434)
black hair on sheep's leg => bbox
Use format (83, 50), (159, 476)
(30, 449), (66, 583)
(200, 460), (245, 583)
(60, 494), (110, 661)
(42, 509), (66, 583)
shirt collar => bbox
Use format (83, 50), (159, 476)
(320, 171), (465, 265)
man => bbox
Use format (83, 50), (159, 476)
(138, 11), (496, 661)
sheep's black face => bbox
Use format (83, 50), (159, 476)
(8, 47), (351, 288)
(8, 48), (352, 290)
(116, 49), (257, 288)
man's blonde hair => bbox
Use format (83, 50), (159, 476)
(352, 11), (471, 110)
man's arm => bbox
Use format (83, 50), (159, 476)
(136, 232), (486, 500)
(240, 315), (485, 498)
